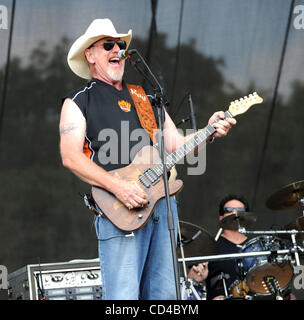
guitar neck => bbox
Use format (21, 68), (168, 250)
(152, 110), (233, 175)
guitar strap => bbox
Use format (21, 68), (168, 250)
(127, 84), (158, 143)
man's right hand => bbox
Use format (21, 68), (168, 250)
(112, 178), (148, 210)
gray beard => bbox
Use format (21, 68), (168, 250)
(108, 68), (124, 81)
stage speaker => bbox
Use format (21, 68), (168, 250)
(8, 259), (102, 300)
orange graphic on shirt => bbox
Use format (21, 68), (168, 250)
(118, 100), (131, 112)
(83, 139), (93, 158)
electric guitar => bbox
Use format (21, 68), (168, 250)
(91, 93), (263, 232)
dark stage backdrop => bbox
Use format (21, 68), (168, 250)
(1, 0), (304, 297)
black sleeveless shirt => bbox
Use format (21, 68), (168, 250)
(64, 78), (158, 171)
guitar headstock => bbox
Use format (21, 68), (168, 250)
(228, 92), (263, 117)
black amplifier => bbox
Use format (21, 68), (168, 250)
(8, 259), (102, 300)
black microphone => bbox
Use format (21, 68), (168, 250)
(118, 49), (137, 60)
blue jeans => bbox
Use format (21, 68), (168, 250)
(94, 197), (178, 300)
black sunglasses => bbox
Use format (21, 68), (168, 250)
(223, 207), (246, 213)
(102, 39), (127, 51)
(90, 40), (127, 51)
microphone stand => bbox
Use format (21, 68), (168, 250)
(127, 50), (181, 300)
(175, 93), (197, 132)
(188, 93), (197, 132)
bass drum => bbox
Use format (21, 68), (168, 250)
(240, 236), (293, 295)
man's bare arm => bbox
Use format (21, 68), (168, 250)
(59, 98), (147, 208)
(59, 98), (118, 190)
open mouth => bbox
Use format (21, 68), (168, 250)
(109, 57), (120, 65)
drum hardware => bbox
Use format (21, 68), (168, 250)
(177, 221), (190, 300)
(209, 272), (230, 297)
(291, 233), (301, 266)
(177, 221), (216, 300)
(177, 242), (302, 300)
(223, 294), (253, 300)
(177, 181), (304, 300)
(177, 221), (218, 258)
(229, 279), (250, 299)
(238, 235), (294, 295)
(180, 278), (206, 300)
(263, 275), (283, 300)
(237, 220), (304, 298)
(224, 281), (253, 300)
(283, 216), (304, 240)
(266, 180), (304, 248)
(218, 212), (257, 231)
(266, 180), (304, 211)
(221, 273), (229, 297)
(238, 228), (304, 266)
(178, 249), (292, 264)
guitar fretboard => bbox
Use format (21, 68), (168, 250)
(151, 110), (232, 176)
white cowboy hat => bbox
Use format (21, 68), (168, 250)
(67, 18), (132, 79)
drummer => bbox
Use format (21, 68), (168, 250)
(205, 194), (250, 300)
(205, 194), (296, 300)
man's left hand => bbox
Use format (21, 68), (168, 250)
(208, 111), (236, 138)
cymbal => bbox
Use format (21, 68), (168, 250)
(219, 212), (257, 231)
(284, 216), (304, 239)
(177, 221), (218, 258)
(266, 180), (304, 210)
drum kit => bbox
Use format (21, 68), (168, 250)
(178, 180), (304, 300)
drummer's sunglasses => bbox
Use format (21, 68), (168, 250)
(223, 207), (246, 213)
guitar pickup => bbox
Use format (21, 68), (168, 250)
(143, 168), (160, 185)
(139, 175), (151, 188)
